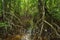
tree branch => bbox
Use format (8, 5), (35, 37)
(44, 20), (60, 37)
(39, 0), (45, 36)
(52, 22), (60, 29)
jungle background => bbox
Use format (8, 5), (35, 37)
(0, 0), (60, 40)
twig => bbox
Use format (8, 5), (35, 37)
(44, 20), (60, 37)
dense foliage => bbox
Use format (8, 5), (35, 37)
(0, 0), (60, 40)
(46, 0), (60, 20)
